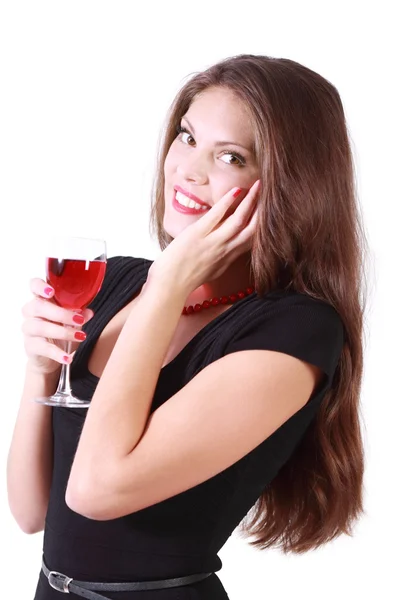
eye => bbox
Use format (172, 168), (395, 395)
(176, 125), (195, 146)
(175, 124), (246, 167)
(220, 151), (246, 167)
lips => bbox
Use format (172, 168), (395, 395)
(174, 185), (210, 208)
(173, 192), (210, 215)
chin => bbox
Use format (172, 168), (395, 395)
(162, 214), (188, 239)
(163, 223), (182, 239)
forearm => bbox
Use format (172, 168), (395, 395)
(68, 277), (187, 495)
(7, 367), (58, 533)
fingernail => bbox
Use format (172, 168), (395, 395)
(74, 331), (87, 341)
(233, 188), (242, 198)
(63, 355), (71, 363)
(44, 287), (54, 296)
(72, 314), (85, 325)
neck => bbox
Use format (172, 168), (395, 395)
(184, 252), (253, 307)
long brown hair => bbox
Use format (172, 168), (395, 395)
(149, 54), (370, 554)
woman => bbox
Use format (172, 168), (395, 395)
(7, 54), (368, 599)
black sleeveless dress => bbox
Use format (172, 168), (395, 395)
(34, 256), (344, 599)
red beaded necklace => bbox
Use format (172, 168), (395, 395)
(182, 286), (255, 315)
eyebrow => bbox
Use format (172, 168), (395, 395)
(181, 116), (254, 154)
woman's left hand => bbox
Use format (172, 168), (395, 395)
(148, 180), (261, 295)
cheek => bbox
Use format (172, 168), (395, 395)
(164, 143), (180, 175)
(163, 154), (172, 178)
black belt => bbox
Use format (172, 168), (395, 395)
(42, 559), (213, 598)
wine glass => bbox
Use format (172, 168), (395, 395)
(34, 236), (107, 408)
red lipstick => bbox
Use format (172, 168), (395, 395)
(174, 185), (210, 208)
(173, 186), (211, 215)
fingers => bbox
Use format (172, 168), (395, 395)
(196, 185), (252, 233)
(23, 287), (94, 327)
(29, 277), (56, 300)
(21, 317), (88, 344)
(24, 335), (75, 366)
(232, 200), (259, 250)
(22, 278), (95, 370)
(22, 277), (94, 354)
(231, 180), (260, 223)
(215, 180), (261, 239)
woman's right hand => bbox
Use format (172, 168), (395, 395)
(21, 279), (95, 375)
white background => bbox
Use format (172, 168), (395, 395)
(0, 1), (398, 598)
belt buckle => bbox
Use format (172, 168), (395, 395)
(48, 570), (73, 593)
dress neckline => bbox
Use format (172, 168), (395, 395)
(79, 274), (253, 382)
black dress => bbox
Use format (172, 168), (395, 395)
(33, 256), (344, 599)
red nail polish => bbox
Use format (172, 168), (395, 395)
(44, 287), (54, 296)
(233, 188), (242, 198)
(74, 331), (86, 341)
(72, 314), (85, 325)
(63, 355), (70, 363)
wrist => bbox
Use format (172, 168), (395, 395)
(142, 271), (189, 305)
(24, 362), (61, 384)
(21, 365), (60, 407)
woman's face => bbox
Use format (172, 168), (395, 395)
(163, 87), (260, 239)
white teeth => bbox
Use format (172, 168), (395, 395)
(175, 190), (208, 211)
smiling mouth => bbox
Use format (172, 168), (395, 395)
(174, 190), (210, 212)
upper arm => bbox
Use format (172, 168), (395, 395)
(72, 348), (323, 520)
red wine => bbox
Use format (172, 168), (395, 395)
(46, 258), (106, 310)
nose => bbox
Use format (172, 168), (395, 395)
(176, 153), (208, 185)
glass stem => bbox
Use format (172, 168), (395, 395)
(55, 340), (73, 396)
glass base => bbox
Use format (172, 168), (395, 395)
(34, 392), (90, 408)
